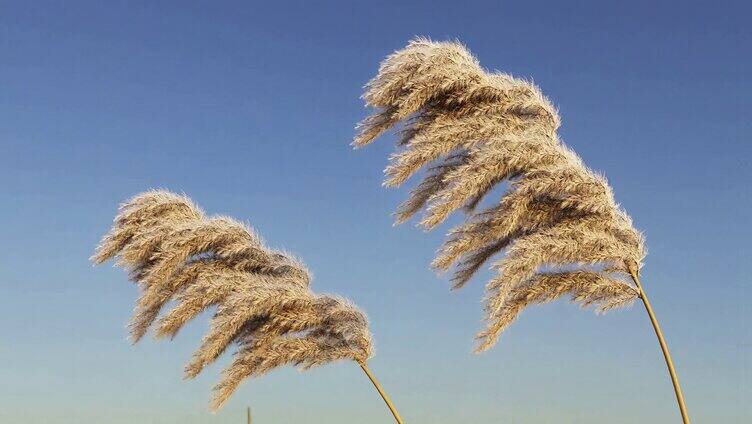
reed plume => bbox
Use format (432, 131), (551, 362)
(355, 38), (689, 423)
(92, 191), (402, 422)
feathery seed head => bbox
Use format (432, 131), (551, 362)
(355, 38), (645, 351)
(93, 190), (372, 410)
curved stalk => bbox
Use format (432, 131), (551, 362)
(627, 264), (690, 424)
(359, 362), (405, 424)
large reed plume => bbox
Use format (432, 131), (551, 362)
(355, 38), (690, 423)
(92, 190), (403, 422)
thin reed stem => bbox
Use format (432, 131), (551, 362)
(627, 265), (690, 424)
(359, 362), (404, 424)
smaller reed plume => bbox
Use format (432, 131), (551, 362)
(92, 190), (402, 422)
(355, 38), (689, 423)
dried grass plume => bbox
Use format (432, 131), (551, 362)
(92, 190), (373, 410)
(355, 38), (646, 352)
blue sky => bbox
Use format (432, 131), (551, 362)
(1, 1), (749, 422)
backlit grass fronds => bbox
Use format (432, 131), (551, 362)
(355, 38), (645, 352)
(93, 190), (372, 410)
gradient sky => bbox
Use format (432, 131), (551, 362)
(1, 1), (750, 423)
